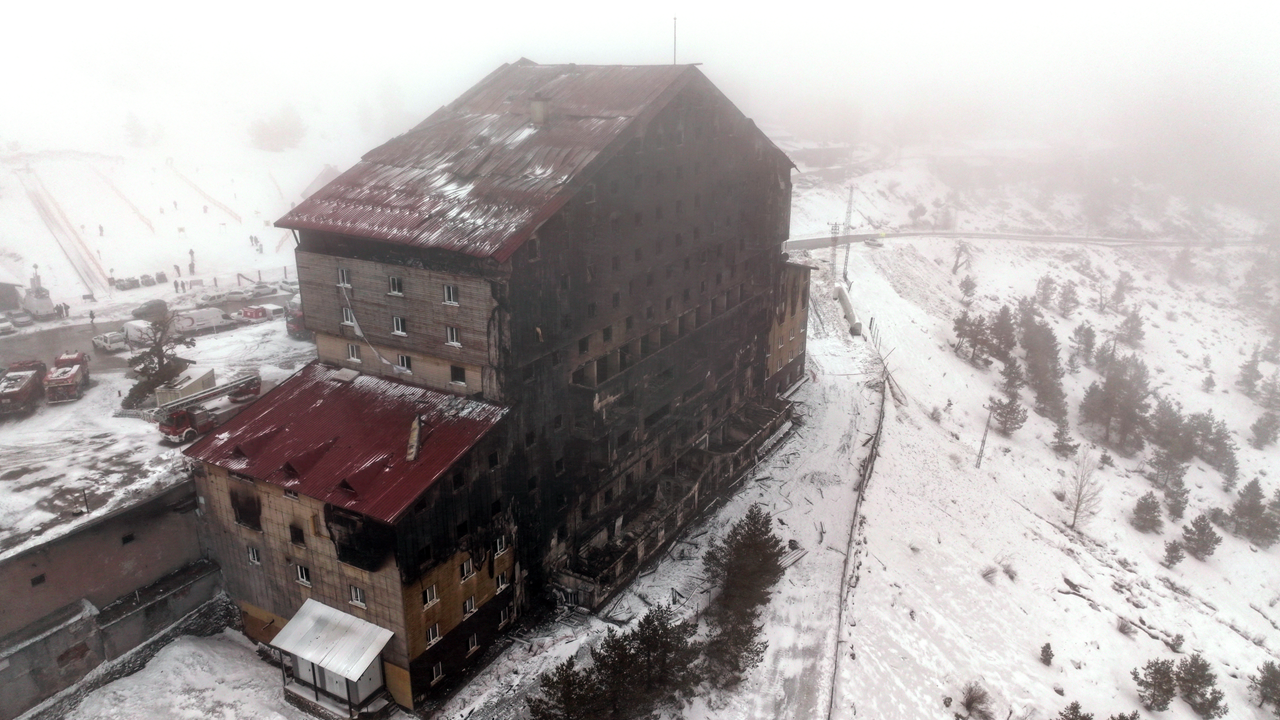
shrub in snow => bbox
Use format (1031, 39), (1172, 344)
(960, 681), (995, 720)
(1162, 540), (1185, 568)
(1041, 642), (1054, 666)
(1149, 446), (1188, 489)
(1132, 658), (1177, 711)
(960, 275), (977, 301)
(1056, 700), (1093, 720)
(1168, 634), (1184, 652)
(1176, 653), (1228, 718)
(1058, 281), (1080, 317)
(1202, 374), (1215, 392)
(1131, 492), (1163, 533)
(1250, 660), (1280, 711)
(1253, 411), (1280, 449)
(981, 565), (999, 584)
(1107, 712), (1139, 720)
(1182, 514), (1222, 560)
(1117, 617), (1138, 637)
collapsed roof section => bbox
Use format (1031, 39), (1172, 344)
(185, 361), (507, 524)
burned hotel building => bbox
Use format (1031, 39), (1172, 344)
(185, 59), (807, 712)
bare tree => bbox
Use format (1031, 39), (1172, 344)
(1065, 450), (1103, 530)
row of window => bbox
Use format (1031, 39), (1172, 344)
(345, 345), (467, 384)
(340, 307), (463, 346)
(425, 604), (513, 685)
(338, 269), (459, 305)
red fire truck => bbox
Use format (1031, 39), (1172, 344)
(45, 352), (92, 404)
(157, 373), (262, 443)
(0, 361), (48, 416)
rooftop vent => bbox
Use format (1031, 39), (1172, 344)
(332, 368), (360, 383)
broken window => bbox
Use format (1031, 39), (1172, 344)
(289, 524), (305, 546)
(229, 489), (262, 531)
(451, 366), (466, 384)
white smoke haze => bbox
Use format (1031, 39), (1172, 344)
(3, 0), (1278, 207)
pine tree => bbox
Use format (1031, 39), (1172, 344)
(1112, 271), (1135, 306)
(1238, 347), (1263, 396)
(1201, 374), (1216, 392)
(704, 504), (786, 617)
(1058, 281), (1081, 317)
(959, 275), (977, 302)
(1147, 398), (1190, 460)
(1036, 274), (1058, 307)
(1131, 492), (1163, 533)
(1262, 371), (1280, 411)
(1070, 322), (1097, 365)
(1164, 477), (1189, 521)
(1182, 514), (1222, 560)
(1176, 653), (1228, 719)
(1132, 658), (1177, 711)
(1041, 642), (1054, 665)
(1251, 411), (1280, 449)
(1057, 701), (1094, 720)
(953, 310), (973, 355)
(1052, 417), (1080, 457)
(1108, 712), (1139, 720)
(1117, 309), (1145, 346)
(590, 629), (636, 719)
(992, 395), (1028, 436)
(1250, 660), (1280, 711)
(1150, 446), (1189, 488)
(528, 658), (602, 720)
(1162, 540), (1185, 567)
(990, 305), (1018, 359)
(1232, 478), (1280, 547)
(966, 314), (990, 363)
(1000, 359), (1025, 398)
(631, 605), (698, 699)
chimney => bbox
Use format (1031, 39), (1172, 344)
(530, 93), (549, 126)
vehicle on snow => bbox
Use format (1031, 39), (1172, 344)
(45, 352), (91, 404)
(0, 360), (48, 415)
(92, 331), (128, 352)
(131, 299), (169, 321)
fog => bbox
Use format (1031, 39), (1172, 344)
(4, 0), (1278, 210)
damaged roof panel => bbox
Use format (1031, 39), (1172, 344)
(276, 60), (697, 262)
(185, 361), (507, 524)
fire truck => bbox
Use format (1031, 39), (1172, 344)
(0, 361), (48, 415)
(156, 373), (262, 443)
(45, 352), (92, 404)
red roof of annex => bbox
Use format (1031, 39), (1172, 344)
(275, 59), (701, 262)
(184, 361), (507, 524)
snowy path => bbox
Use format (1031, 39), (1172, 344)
(14, 168), (111, 297)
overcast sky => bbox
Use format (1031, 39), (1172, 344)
(4, 0), (1278, 206)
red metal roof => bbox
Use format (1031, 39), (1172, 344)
(185, 362), (507, 524)
(276, 59), (699, 262)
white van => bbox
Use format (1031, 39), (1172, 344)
(195, 291), (229, 308)
(173, 308), (238, 336)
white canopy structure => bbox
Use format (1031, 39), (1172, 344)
(271, 599), (394, 714)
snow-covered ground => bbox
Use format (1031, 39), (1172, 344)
(7, 135), (1279, 718)
(0, 322), (315, 560)
(64, 628), (409, 720)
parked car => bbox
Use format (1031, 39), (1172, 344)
(93, 331), (128, 352)
(114, 277), (141, 290)
(0, 318), (13, 335)
(131, 299), (169, 321)
(155, 270), (169, 284)
(195, 291), (229, 308)
(140, 274), (156, 287)
(223, 288), (253, 302)
(249, 283), (276, 298)
(6, 310), (34, 326)
(277, 279), (300, 294)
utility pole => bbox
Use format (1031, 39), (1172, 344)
(829, 222), (840, 270)
(673, 17), (677, 64)
(975, 404), (994, 469)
